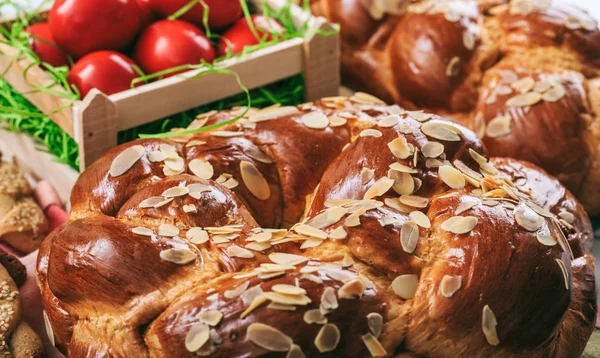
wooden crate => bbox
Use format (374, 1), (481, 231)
(0, 0), (340, 204)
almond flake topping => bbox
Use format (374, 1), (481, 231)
(391, 274), (419, 299)
(185, 324), (210, 352)
(378, 114), (399, 128)
(161, 186), (189, 198)
(244, 147), (273, 164)
(306, 206), (348, 229)
(148, 150), (168, 162)
(536, 233), (557, 246)
(360, 129), (383, 138)
(362, 333), (387, 357)
(456, 199), (478, 215)
(439, 165), (466, 189)
(512, 77), (535, 93)
(189, 159), (214, 180)
(249, 106), (299, 122)
(328, 115), (347, 127)
(109, 145), (145, 177)
(240, 161), (271, 200)
(407, 111), (433, 122)
(353, 92), (385, 104)
(200, 310), (223, 326)
(389, 162), (418, 174)
(272, 284), (306, 296)
(247, 323), (293, 352)
(160, 248), (196, 265)
(482, 305), (500, 345)
(295, 224), (328, 239)
(364, 177), (395, 200)
(486, 115), (512, 138)
(286, 344), (305, 358)
(262, 292), (311, 306)
(558, 211), (575, 224)
(506, 92), (542, 107)
(329, 226), (348, 240)
(187, 227), (209, 244)
(247, 231), (273, 242)
(315, 324), (341, 353)
(388, 136), (413, 159)
(367, 312), (383, 338)
(421, 122), (461, 141)
(269, 253), (308, 266)
(409, 211), (431, 228)
(132, 227), (153, 236)
(302, 112), (329, 129)
(399, 195), (429, 208)
(224, 281), (250, 299)
(304, 309), (327, 324)
(338, 278), (367, 299)
(422, 142), (444, 158)
(158, 224), (180, 237)
(446, 56), (461, 77)
(389, 170), (415, 195)
(555, 258), (569, 290)
(514, 204), (544, 232)
(361, 168), (375, 184)
(321, 287), (339, 311)
(440, 275), (462, 298)
(227, 245), (255, 259)
(440, 216), (478, 234)
(401, 221), (419, 254)
(139, 196), (166, 208)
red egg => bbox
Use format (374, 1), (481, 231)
(148, 0), (242, 29)
(25, 23), (69, 67)
(133, 20), (215, 77)
(68, 51), (141, 98)
(49, 0), (142, 58)
(218, 15), (285, 57)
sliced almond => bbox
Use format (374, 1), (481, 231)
(329, 226), (348, 240)
(506, 92), (542, 107)
(361, 168), (375, 184)
(227, 245), (255, 259)
(338, 278), (367, 299)
(391, 274), (419, 299)
(272, 284), (306, 296)
(439, 165), (466, 189)
(314, 324), (341, 353)
(320, 286), (339, 311)
(240, 161), (270, 200)
(463, 31), (476, 50)
(109, 145), (145, 177)
(139, 196), (166, 208)
(558, 211), (575, 224)
(307, 206), (348, 229)
(200, 310), (223, 327)
(389, 162), (418, 174)
(328, 115), (347, 127)
(162, 186), (190, 198)
(247, 323), (293, 352)
(440, 275), (462, 298)
(440, 216), (478, 234)
(421, 122), (461, 141)
(187, 227), (209, 244)
(388, 136), (413, 159)
(389, 170), (415, 196)
(422, 142), (444, 158)
(262, 292), (311, 306)
(304, 309), (327, 324)
(158, 224), (180, 237)
(132, 227), (153, 236)
(302, 112), (329, 129)
(555, 258), (569, 290)
(511, 77), (535, 93)
(482, 305), (500, 346)
(514, 204), (544, 232)
(456, 199), (478, 215)
(536, 233), (557, 246)
(409, 211), (431, 228)
(364, 177), (395, 200)
(148, 150), (168, 162)
(224, 281), (250, 299)
(400, 221), (419, 254)
(250, 106), (299, 122)
(185, 324), (210, 352)
(160, 248), (196, 265)
(378, 114), (399, 128)
(362, 333), (387, 357)
(367, 313), (383, 338)
(295, 224), (328, 239)
(399, 195), (429, 208)
(486, 115), (512, 138)
(407, 111), (433, 122)
(286, 345), (305, 358)
(360, 129), (383, 138)
(353, 92), (385, 105)
(269, 253), (308, 266)
(244, 147), (273, 164)
(446, 56), (462, 77)
(189, 159), (214, 180)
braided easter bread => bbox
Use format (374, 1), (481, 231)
(37, 94), (595, 357)
(309, 0), (600, 215)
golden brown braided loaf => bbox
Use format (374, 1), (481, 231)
(38, 94), (595, 357)
(310, 0), (600, 214)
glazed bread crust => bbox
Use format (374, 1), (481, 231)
(38, 95), (595, 357)
(310, 0), (600, 214)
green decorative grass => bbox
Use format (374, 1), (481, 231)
(0, 0), (315, 170)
